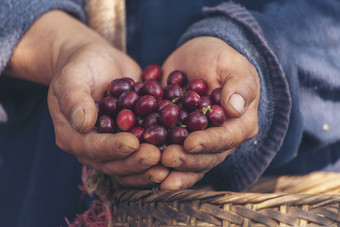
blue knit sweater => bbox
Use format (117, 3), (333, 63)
(1, 0), (340, 226)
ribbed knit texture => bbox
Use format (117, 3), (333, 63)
(0, 0), (85, 123)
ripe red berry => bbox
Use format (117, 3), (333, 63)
(108, 78), (132, 97)
(116, 109), (136, 131)
(136, 117), (145, 127)
(159, 104), (180, 128)
(168, 126), (188, 145)
(143, 125), (167, 145)
(144, 112), (160, 129)
(163, 84), (183, 101)
(95, 101), (102, 116)
(118, 90), (139, 109)
(142, 64), (163, 81)
(157, 99), (171, 112)
(199, 96), (213, 108)
(167, 70), (188, 87)
(129, 126), (144, 142)
(207, 105), (226, 127)
(158, 143), (168, 152)
(98, 115), (115, 133)
(181, 90), (201, 111)
(121, 77), (135, 87)
(101, 96), (118, 115)
(133, 81), (144, 95)
(187, 78), (208, 96)
(142, 79), (163, 100)
(135, 95), (157, 117)
(211, 87), (222, 105)
(178, 109), (189, 126)
(187, 109), (208, 132)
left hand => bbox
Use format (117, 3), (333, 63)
(159, 36), (260, 189)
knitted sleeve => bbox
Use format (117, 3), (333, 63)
(0, 0), (86, 75)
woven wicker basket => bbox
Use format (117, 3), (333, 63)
(113, 172), (340, 226)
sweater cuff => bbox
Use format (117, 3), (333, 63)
(178, 2), (291, 191)
(0, 0), (86, 75)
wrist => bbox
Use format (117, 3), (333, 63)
(5, 10), (108, 85)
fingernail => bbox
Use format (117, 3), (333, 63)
(119, 144), (137, 155)
(71, 106), (85, 130)
(170, 159), (182, 168)
(229, 93), (245, 114)
(190, 145), (202, 153)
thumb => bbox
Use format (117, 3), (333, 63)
(221, 71), (259, 118)
(50, 78), (98, 133)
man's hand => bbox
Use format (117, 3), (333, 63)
(8, 10), (169, 188)
(160, 36), (260, 189)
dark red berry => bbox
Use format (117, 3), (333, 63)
(101, 96), (118, 115)
(142, 79), (163, 100)
(136, 117), (145, 127)
(98, 115), (115, 133)
(95, 101), (102, 116)
(108, 78), (132, 97)
(118, 90), (139, 109)
(187, 110), (208, 132)
(187, 78), (207, 96)
(159, 104), (180, 128)
(142, 64), (162, 81)
(181, 90), (201, 111)
(158, 143), (168, 152)
(207, 105), (226, 127)
(135, 95), (157, 117)
(129, 126), (144, 141)
(157, 99), (171, 112)
(199, 96), (213, 108)
(163, 84), (183, 101)
(133, 81), (144, 95)
(168, 126), (188, 145)
(116, 109), (136, 131)
(178, 109), (189, 125)
(211, 87), (222, 105)
(143, 125), (167, 145)
(167, 70), (188, 87)
(121, 77), (135, 87)
(144, 112), (160, 129)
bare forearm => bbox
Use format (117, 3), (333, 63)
(5, 10), (107, 85)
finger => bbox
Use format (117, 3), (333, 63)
(51, 65), (98, 133)
(115, 165), (170, 188)
(99, 143), (161, 176)
(219, 61), (259, 118)
(159, 170), (204, 190)
(184, 102), (259, 153)
(76, 132), (140, 163)
(162, 145), (231, 172)
(49, 90), (140, 160)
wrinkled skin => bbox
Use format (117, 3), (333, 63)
(7, 11), (260, 190)
(159, 36), (260, 189)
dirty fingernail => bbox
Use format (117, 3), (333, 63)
(170, 159), (182, 168)
(71, 106), (85, 130)
(120, 144), (137, 155)
(229, 93), (245, 114)
(190, 145), (202, 153)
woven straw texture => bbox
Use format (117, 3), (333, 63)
(113, 172), (340, 226)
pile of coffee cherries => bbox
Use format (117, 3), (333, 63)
(95, 64), (226, 150)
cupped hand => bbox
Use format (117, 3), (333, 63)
(160, 36), (260, 189)
(46, 12), (169, 188)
